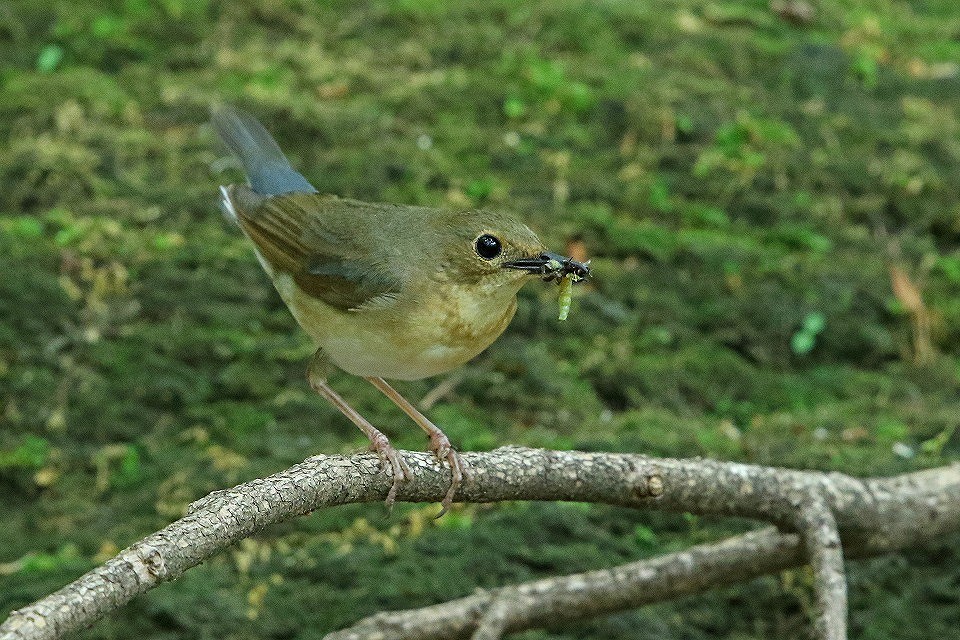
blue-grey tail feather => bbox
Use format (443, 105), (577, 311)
(210, 106), (317, 196)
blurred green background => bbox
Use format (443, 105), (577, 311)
(2, 0), (959, 638)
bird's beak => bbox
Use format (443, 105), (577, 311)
(502, 251), (591, 281)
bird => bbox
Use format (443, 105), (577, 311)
(210, 106), (590, 513)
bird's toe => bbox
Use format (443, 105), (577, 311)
(368, 433), (412, 511)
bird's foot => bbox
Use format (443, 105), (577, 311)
(361, 376), (469, 516)
(428, 430), (468, 517)
(367, 431), (412, 511)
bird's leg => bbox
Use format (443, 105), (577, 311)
(307, 352), (411, 509)
(365, 376), (467, 516)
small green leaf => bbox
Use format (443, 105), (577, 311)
(791, 331), (815, 356)
(803, 312), (826, 334)
(0, 435), (51, 470)
(634, 525), (658, 547)
(466, 178), (493, 200)
(792, 312), (826, 355)
(36, 45), (64, 73)
(566, 81), (594, 111)
(675, 114), (694, 133)
(935, 256), (960, 284)
(91, 14), (123, 39)
(54, 225), (84, 247)
(698, 206), (729, 227)
(20, 545), (80, 574)
(151, 232), (183, 251)
(875, 418), (909, 445)
(435, 510), (473, 529)
(648, 178), (672, 212)
(503, 96), (527, 118)
(852, 53), (878, 90)
(8, 217), (44, 238)
(920, 425), (956, 456)
(111, 446), (143, 488)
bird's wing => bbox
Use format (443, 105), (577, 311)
(227, 188), (404, 311)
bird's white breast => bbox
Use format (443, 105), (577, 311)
(272, 273), (520, 380)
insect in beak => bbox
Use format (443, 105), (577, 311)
(503, 252), (591, 282)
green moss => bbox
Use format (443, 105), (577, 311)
(1, 0), (959, 637)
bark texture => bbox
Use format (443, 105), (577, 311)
(326, 522), (925, 640)
(1, 447), (957, 640)
(796, 493), (847, 640)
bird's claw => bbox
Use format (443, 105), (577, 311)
(428, 430), (468, 517)
(366, 429), (465, 516)
(368, 432), (412, 512)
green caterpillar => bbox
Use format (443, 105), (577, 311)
(558, 274), (574, 321)
(545, 257), (586, 321)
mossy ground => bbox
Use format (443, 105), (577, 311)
(2, 1), (959, 638)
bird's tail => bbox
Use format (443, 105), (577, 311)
(210, 105), (317, 196)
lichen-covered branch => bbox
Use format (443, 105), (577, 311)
(329, 460), (958, 640)
(795, 492), (847, 640)
(470, 592), (518, 640)
(2, 447), (958, 640)
(325, 521), (917, 640)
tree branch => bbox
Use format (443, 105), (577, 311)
(325, 521), (915, 640)
(795, 491), (847, 640)
(330, 458), (959, 640)
(470, 591), (516, 640)
(2, 447), (957, 640)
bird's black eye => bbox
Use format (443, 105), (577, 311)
(474, 234), (502, 260)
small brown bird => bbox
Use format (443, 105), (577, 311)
(211, 106), (589, 512)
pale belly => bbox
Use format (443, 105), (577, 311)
(273, 273), (519, 380)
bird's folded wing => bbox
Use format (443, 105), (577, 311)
(231, 190), (403, 311)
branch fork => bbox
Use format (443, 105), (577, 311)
(2, 449), (957, 640)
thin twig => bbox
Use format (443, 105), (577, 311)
(419, 370), (466, 410)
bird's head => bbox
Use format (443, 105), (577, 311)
(432, 209), (590, 294)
